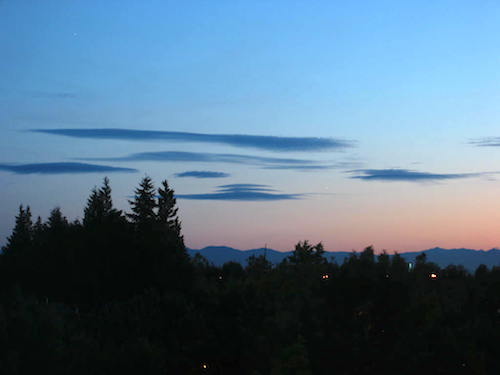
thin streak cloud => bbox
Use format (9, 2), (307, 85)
(216, 184), (277, 192)
(469, 137), (500, 147)
(348, 168), (481, 182)
(174, 171), (230, 178)
(177, 184), (305, 201)
(263, 161), (362, 171)
(81, 150), (318, 166)
(0, 162), (137, 175)
(32, 128), (355, 152)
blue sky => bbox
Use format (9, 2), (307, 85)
(2, 1), (500, 251)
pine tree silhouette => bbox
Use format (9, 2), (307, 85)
(127, 176), (157, 231)
(3, 205), (33, 255)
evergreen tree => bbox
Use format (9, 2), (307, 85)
(359, 245), (375, 263)
(377, 250), (390, 278)
(84, 177), (122, 227)
(100, 177), (113, 216)
(287, 241), (326, 265)
(154, 179), (192, 291)
(415, 252), (427, 266)
(157, 179), (182, 240)
(390, 252), (408, 280)
(47, 207), (68, 231)
(83, 187), (101, 227)
(246, 254), (273, 277)
(3, 205), (33, 255)
(127, 176), (157, 229)
(33, 216), (44, 238)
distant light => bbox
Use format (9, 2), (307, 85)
(408, 262), (414, 270)
(218, 275), (223, 280)
(322, 274), (329, 280)
(385, 274), (390, 278)
(201, 363), (208, 369)
(430, 273), (438, 279)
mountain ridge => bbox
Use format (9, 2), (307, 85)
(187, 246), (500, 271)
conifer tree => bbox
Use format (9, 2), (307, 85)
(83, 187), (102, 226)
(84, 177), (122, 226)
(157, 179), (182, 240)
(3, 205), (33, 255)
(287, 241), (326, 265)
(31, 216), (46, 253)
(33, 216), (44, 236)
(47, 207), (68, 230)
(100, 177), (113, 216)
(127, 176), (157, 229)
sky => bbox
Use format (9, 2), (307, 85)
(2, 0), (500, 252)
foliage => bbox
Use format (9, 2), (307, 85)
(1, 177), (500, 374)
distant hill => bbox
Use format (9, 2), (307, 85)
(187, 246), (500, 272)
(399, 247), (500, 272)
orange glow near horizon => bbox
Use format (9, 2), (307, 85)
(182, 179), (500, 252)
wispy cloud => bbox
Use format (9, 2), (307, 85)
(469, 137), (500, 147)
(0, 162), (137, 175)
(174, 171), (230, 178)
(32, 128), (354, 152)
(348, 168), (481, 182)
(177, 184), (305, 201)
(81, 150), (318, 166)
(217, 184), (277, 192)
(263, 161), (362, 171)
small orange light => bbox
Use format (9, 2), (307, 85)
(430, 273), (437, 279)
(201, 363), (208, 369)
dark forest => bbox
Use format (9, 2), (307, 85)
(1, 177), (499, 374)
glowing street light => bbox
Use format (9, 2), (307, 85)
(430, 273), (438, 279)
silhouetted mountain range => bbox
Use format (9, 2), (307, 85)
(188, 246), (500, 272)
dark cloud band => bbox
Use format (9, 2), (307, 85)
(32, 128), (354, 152)
(348, 168), (479, 182)
(0, 162), (137, 175)
(177, 183), (304, 201)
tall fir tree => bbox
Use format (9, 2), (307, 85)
(157, 179), (182, 241)
(33, 216), (44, 237)
(100, 177), (113, 215)
(47, 207), (68, 231)
(83, 187), (102, 226)
(84, 177), (122, 226)
(127, 176), (157, 229)
(3, 205), (33, 255)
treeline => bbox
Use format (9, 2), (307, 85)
(1, 178), (500, 374)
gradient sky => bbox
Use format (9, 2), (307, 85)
(2, 0), (500, 252)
